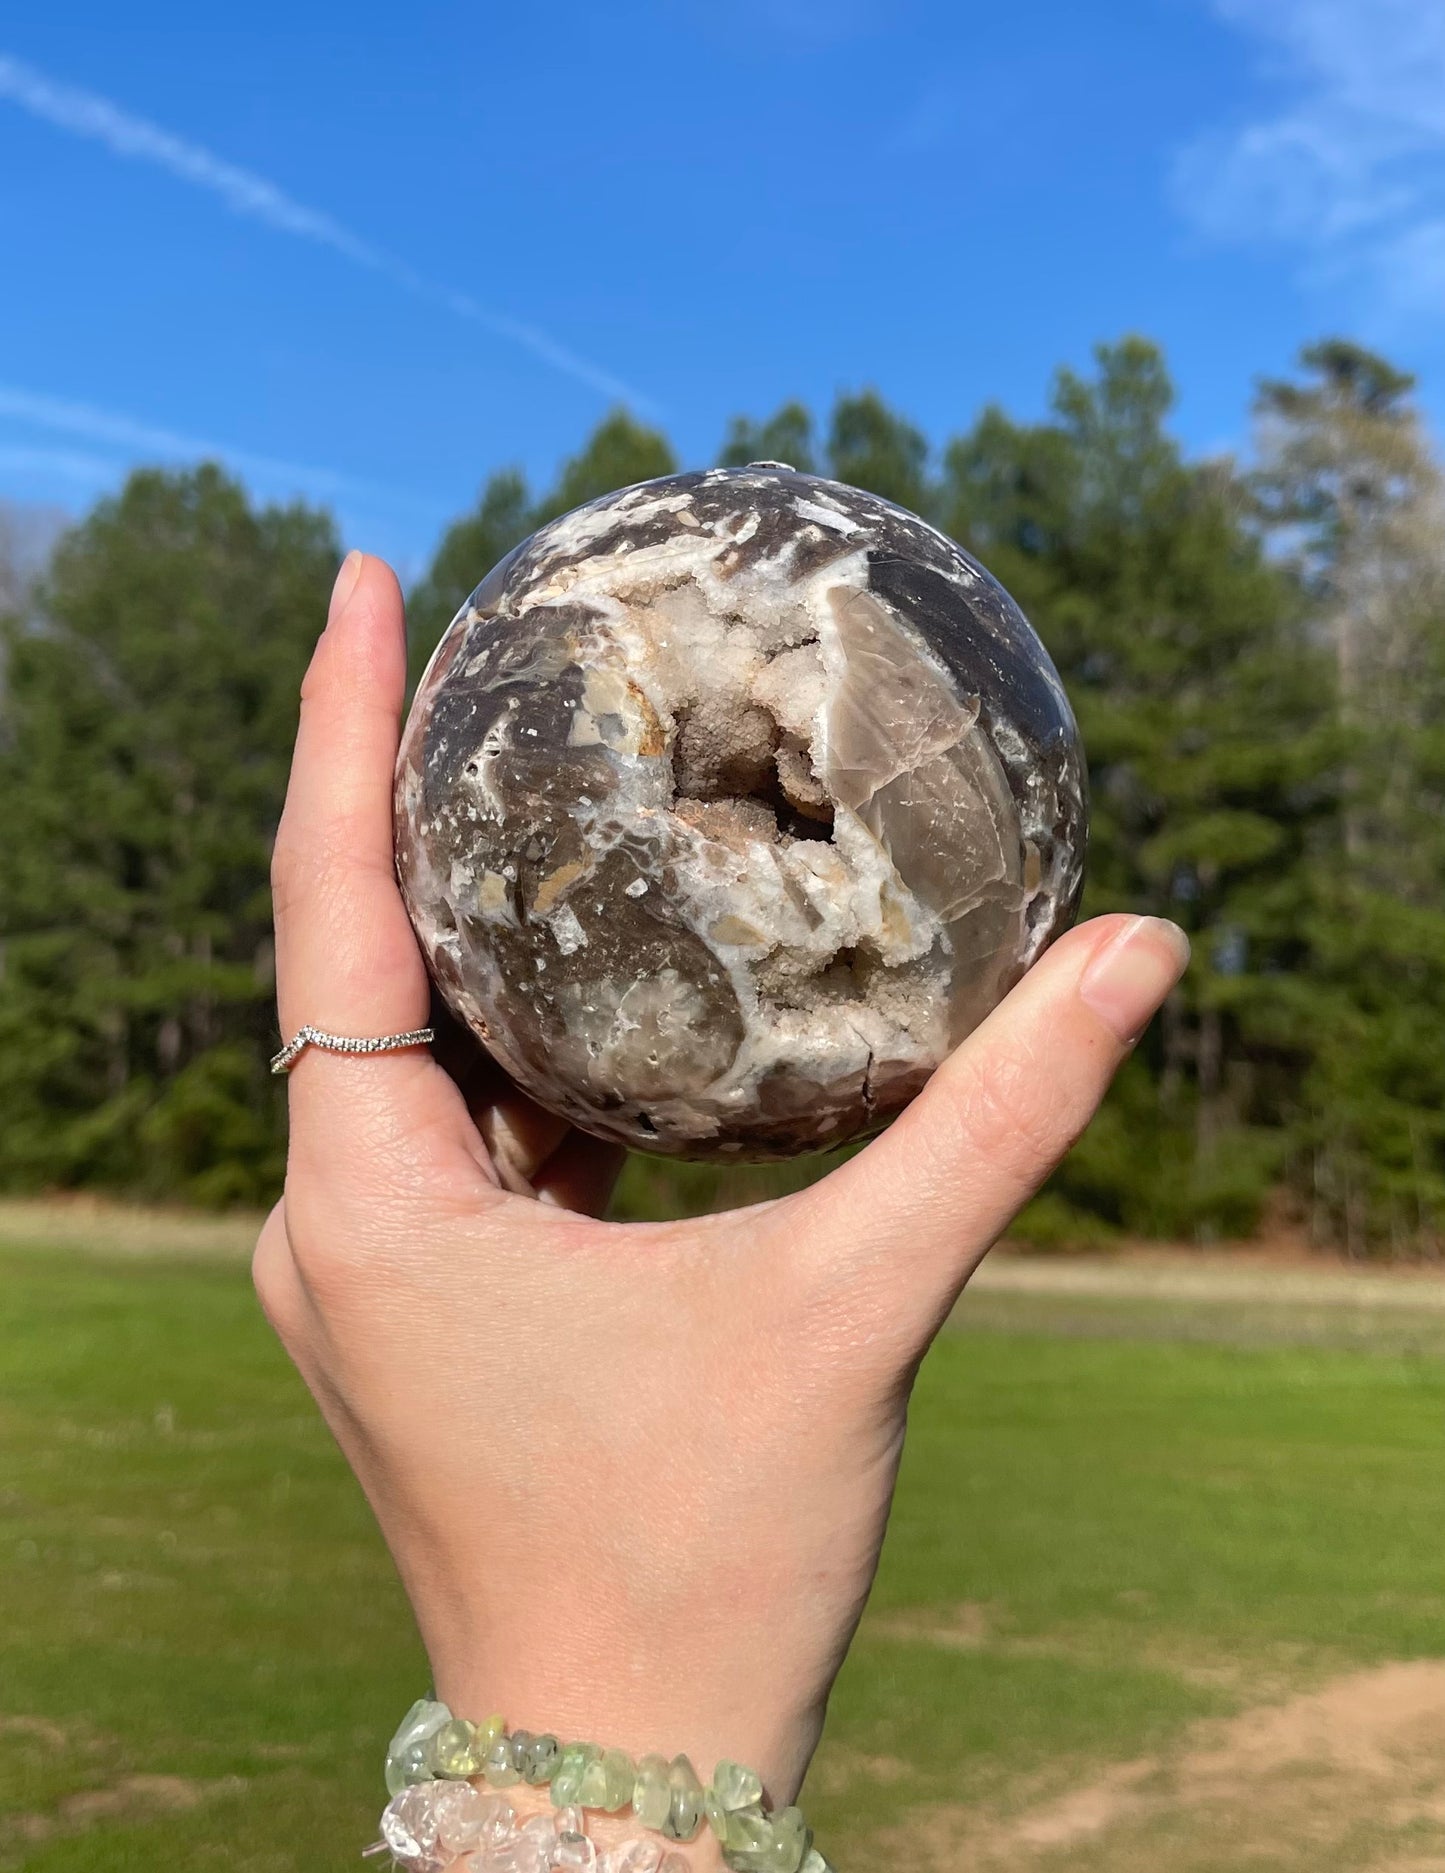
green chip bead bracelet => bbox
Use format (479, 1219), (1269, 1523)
(381, 1698), (836, 1873)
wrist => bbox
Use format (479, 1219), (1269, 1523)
(429, 1657), (819, 1814)
(382, 1699), (830, 1873)
(418, 1576), (828, 1808)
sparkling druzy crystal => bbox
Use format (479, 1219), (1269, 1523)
(395, 466), (1086, 1160)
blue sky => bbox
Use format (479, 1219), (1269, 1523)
(3, 0), (1444, 578)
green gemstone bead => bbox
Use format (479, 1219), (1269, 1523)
(578, 1755), (610, 1808)
(480, 1713), (507, 1746)
(600, 1747), (636, 1812)
(388, 1697), (450, 1755)
(396, 1742), (432, 1789)
(712, 1761), (764, 1814)
(385, 1698), (450, 1796)
(634, 1754), (672, 1831)
(508, 1728), (534, 1776)
(724, 1807), (772, 1861)
(705, 1787), (729, 1840)
(523, 1733), (560, 1785)
(663, 1755), (705, 1841)
(765, 1808), (812, 1873)
(429, 1717), (483, 1776)
(482, 1733), (521, 1788)
(551, 1742), (598, 1809)
(551, 1764), (582, 1808)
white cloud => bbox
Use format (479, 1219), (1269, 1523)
(1175, 0), (1445, 309)
(0, 52), (653, 412)
(0, 442), (122, 488)
(0, 382), (436, 510)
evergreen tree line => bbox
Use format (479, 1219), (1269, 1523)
(3, 336), (1444, 1251)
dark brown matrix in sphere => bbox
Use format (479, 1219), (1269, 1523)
(395, 466), (1086, 1160)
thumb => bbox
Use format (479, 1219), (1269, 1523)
(792, 914), (1189, 1345)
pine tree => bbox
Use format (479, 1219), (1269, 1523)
(826, 389), (933, 514)
(719, 390), (933, 509)
(0, 465), (337, 1204)
(1255, 342), (1445, 1251)
(535, 410), (676, 522)
(718, 401), (819, 474)
(945, 339), (1329, 1239)
(405, 469), (532, 686)
(406, 411), (676, 683)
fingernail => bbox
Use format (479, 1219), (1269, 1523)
(327, 550), (365, 628)
(1078, 916), (1190, 1044)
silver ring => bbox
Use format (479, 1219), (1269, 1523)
(270, 1023), (435, 1075)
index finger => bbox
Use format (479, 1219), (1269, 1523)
(270, 553), (468, 1175)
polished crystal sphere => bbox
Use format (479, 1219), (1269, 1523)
(395, 466), (1086, 1160)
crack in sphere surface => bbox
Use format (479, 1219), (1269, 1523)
(394, 466), (1087, 1160)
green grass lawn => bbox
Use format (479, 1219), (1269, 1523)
(4, 1220), (1445, 1872)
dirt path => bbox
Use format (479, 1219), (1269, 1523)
(881, 1661), (1445, 1872)
(0, 1196), (262, 1258)
(974, 1246), (1445, 1311)
(7, 1193), (1445, 1305)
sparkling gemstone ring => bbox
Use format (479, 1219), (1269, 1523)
(270, 1024), (435, 1075)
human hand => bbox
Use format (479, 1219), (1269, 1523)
(253, 552), (1188, 1854)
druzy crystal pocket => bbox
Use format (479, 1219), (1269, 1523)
(394, 466), (1086, 1159)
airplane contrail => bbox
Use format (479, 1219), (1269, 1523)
(0, 382), (439, 509)
(0, 52), (654, 412)
(0, 442), (121, 487)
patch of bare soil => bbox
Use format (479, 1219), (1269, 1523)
(879, 1661), (1445, 1873)
(807, 1746), (914, 1798)
(871, 1602), (994, 1652)
(975, 1248), (1445, 1309)
(869, 1605), (1320, 1702)
(0, 1714), (69, 1749)
(14, 1773), (246, 1846)
(0, 1194), (261, 1258)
